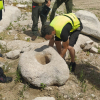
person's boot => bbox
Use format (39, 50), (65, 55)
(0, 53), (2, 57)
(31, 35), (37, 41)
(0, 74), (12, 83)
(69, 62), (76, 72)
(0, 67), (12, 83)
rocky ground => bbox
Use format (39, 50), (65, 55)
(0, 0), (100, 100)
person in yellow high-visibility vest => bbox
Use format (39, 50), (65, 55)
(0, 1), (12, 83)
(0, 0), (5, 21)
(41, 13), (83, 72)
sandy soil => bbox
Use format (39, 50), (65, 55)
(0, 0), (100, 100)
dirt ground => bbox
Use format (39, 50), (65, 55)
(0, 0), (100, 100)
(73, 0), (100, 20)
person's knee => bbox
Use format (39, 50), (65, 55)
(68, 46), (74, 50)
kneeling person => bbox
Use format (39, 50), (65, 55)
(41, 13), (83, 72)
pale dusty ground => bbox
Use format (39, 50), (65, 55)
(0, 0), (100, 100)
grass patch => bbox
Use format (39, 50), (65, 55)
(88, 8), (100, 11)
(15, 69), (22, 83)
(40, 83), (46, 90)
(55, 92), (64, 100)
(86, 51), (90, 56)
(26, 38), (30, 42)
(56, 10), (64, 15)
(98, 47), (100, 53)
(0, 94), (2, 100)
(6, 22), (13, 30)
(13, 2), (18, 6)
(18, 83), (30, 99)
(73, 7), (83, 12)
(0, 44), (11, 54)
(0, 36), (3, 40)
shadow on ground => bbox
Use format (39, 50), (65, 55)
(23, 30), (33, 37)
(66, 61), (100, 90)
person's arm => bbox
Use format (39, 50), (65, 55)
(49, 37), (55, 47)
(55, 41), (62, 54)
(60, 39), (69, 58)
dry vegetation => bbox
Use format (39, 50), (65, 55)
(0, 0), (100, 100)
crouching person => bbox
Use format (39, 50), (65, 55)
(41, 13), (83, 72)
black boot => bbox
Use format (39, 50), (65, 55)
(0, 67), (12, 83)
(0, 53), (2, 57)
(69, 62), (76, 72)
(0, 74), (12, 83)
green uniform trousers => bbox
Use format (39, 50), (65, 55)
(32, 2), (47, 36)
(50, 0), (72, 22)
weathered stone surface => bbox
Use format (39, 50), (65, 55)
(80, 40), (100, 53)
(83, 44), (92, 51)
(0, 62), (5, 67)
(90, 47), (98, 53)
(75, 10), (100, 40)
(85, 40), (93, 45)
(7, 0), (31, 3)
(33, 97), (55, 100)
(6, 50), (21, 59)
(6, 34), (96, 59)
(6, 40), (49, 51)
(16, 4), (27, 8)
(24, 37), (31, 41)
(73, 34), (94, 53)
(0, 6), (21, 33)
(18, 46), (69, 87)
(80, 44), (85, 49)
(21, 46), (31, 53)
(0, 40), (6, 48)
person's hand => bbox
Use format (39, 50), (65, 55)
(46, 0), (51, 7)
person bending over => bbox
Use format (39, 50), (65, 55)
(41, 13), (83, 72)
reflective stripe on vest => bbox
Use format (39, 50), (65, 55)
(0, 0), (4, 10)
(50, 13), (80, 39)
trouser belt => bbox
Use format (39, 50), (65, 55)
(33, 2), (45, 6)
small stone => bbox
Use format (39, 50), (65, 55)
(85, 40), (93, 45)
(78, 93), (80, 95)
(83, 44), (92, 51)
(90, 53), (93, 56)
(14, 34), (18, 40)
(90, 47), (98, 53)
(32, 97), (55, 100)
(25, 37), (31, 41)
(16, 4), (27, 8)
(45, 86), (53, 91)
(2, 97), (6, 100)
(83, 59), (88, 62)
(80, 44), (85, 49)
(64, 95), (68, 99)
(91, 94), (95, 98)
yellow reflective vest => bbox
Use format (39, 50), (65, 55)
(0, 0), (4, 10)
(50, 13), (80, 39)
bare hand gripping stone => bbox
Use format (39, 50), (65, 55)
(18, 45), (69, 87)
